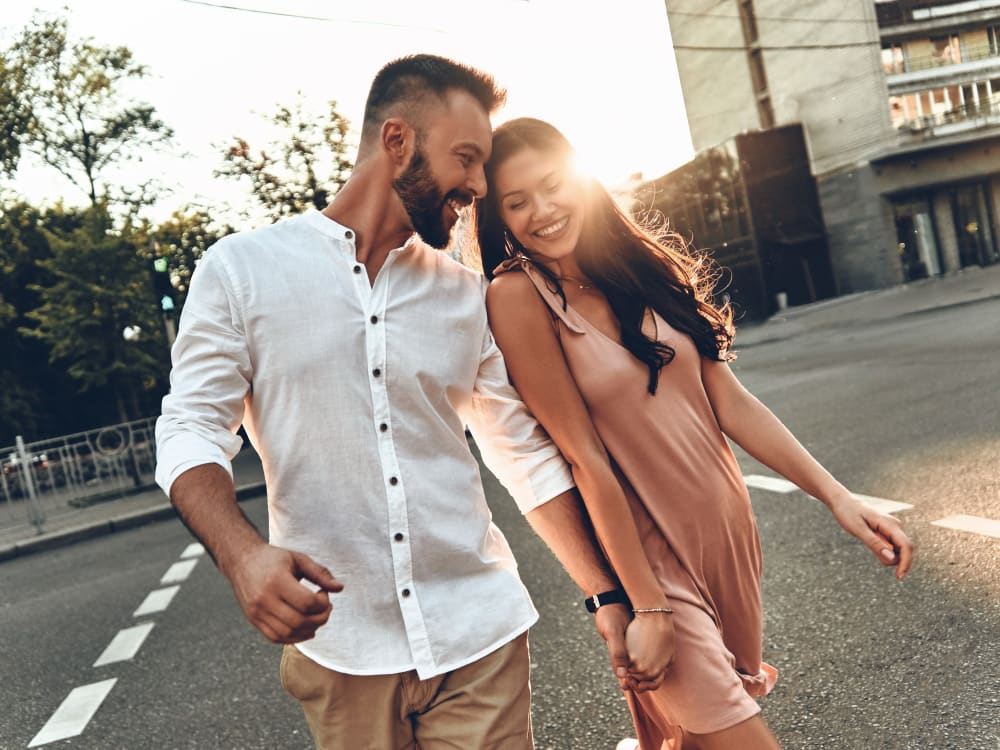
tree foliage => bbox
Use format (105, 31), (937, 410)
(20, 206), (169, 422)
(7, 12), (173, 208)
(217, 94), (354, 222)
(0, 52), (31, 178)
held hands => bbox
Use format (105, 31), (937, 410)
(828, 493), (914, 580)
(226, 542), (344, 644)
(624, 611), (675, 692)
(593, 604), (674, 693)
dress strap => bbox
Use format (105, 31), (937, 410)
(492, 257), (585, 334)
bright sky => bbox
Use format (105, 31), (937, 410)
(3, 0), (694, 224)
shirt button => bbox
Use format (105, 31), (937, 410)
(353, 265), (362, 274)
(370, 315), (378, 324)
(345, 230), (354, 240)
(394, 532), (404, 542)
(379, 423), (388, 432)
(389, 476), (399, 486)
(372, 367), (381, 377)
(402, 588), (411, 597)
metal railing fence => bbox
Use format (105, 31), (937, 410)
(0, 417), (158, 536)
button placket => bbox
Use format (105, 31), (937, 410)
(364, 260), (417, 622)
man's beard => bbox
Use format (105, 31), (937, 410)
(393, 145), (457, 250)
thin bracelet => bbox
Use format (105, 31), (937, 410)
(633, 607), (674, 615)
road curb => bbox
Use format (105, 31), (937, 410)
(0, 482), (267, 564)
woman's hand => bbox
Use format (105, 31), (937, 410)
(624, 612), (675, 692)
(828, 493), (914, 580)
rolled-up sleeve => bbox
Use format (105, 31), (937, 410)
(465, 325), (574, 514)
(155, 246), (253, 497)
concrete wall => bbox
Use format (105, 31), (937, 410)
(816, 164), (904, 293)
(932, 192), (962, 272)
(664, 0), (760, 151)
(991, 175), (1000, 251)
(871, 135), (1000, 194)
(756, 0), (895, 174)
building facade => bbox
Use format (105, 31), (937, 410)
(655, 0), (1000, 302)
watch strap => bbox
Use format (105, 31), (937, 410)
(584, 588), (630, 613)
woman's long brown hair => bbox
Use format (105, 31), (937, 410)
(473, 117), (735, 394)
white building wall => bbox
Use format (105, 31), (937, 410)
(756, 0), (895, 175)
(664, 0), (761, 151)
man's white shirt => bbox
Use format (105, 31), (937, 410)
(156, 210), (574, 678)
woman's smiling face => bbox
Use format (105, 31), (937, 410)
(493, 146), (586, 263)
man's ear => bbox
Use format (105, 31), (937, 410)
(381, 118), (412, 168)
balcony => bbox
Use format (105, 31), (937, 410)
(885, 42), (1000, 92)
(877, 0), (1000, 30)
(896, 93), (1000, 140)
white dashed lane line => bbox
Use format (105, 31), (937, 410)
(932, 515), (1000, 539)
(744, 475), (798, 494)
(28, 679), (117, 747)
(29, 544), (204, 746)
(93, 622), (156, 668)
(744, 476), (914, 514)
(133, 585), (181, 618)
(746, 474), (1000, 540)
(160, 558), (199, 585)
(852, 493), (914, 515)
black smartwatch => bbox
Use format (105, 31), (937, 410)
(584, 588), (631, 613)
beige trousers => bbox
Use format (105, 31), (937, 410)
(280, 633), (533, 750)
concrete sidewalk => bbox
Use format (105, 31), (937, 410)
(0, 448), (265, 563)
(2, 264), (996, 563)
(736, 263), (1000, 348)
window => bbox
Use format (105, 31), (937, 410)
(882, 44), (905, 74)
(930, 34), (961, 66)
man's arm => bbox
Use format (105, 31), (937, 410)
(171, 464), (342, 644)
(157, 249), (341, 643)
(523, 488), (632, 688)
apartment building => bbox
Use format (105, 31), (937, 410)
(655, 0), (1000, 304)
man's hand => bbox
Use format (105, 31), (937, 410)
(226, 542), (344, 644)
(593, 603), (632, 690)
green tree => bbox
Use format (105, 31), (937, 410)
(217, 94), (354, 222)
(0, 200), (117, 443)
(21, 206), (169, 424)
(7, 12), (173, 208)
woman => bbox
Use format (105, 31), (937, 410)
(473, 118), (913, 750)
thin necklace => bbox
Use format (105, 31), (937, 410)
(558, 276), (593, 290)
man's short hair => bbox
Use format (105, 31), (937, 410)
(361, 54), (506, 144)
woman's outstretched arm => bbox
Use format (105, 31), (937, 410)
(701, 358), (914, 579)
(487, 271), (674, 686)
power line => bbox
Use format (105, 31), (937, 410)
(673, 40), (879, 51)
(174, 0), (444, 31)
(669, 8), (875, 24)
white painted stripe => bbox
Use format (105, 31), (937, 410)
(160, 558), (199, 584)
(93, 622), (155, 667)
(854, 494), (914, 515)
(743, 475), (798, 494)
(28, 678), (117, 747)
(133, 586), (181, 618)
(181, 542), (205, 558)
(932, 515), (1000, 539)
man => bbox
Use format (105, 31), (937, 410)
(155, 54), (650, 749)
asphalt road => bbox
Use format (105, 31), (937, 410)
(1, 296), (997, 750)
